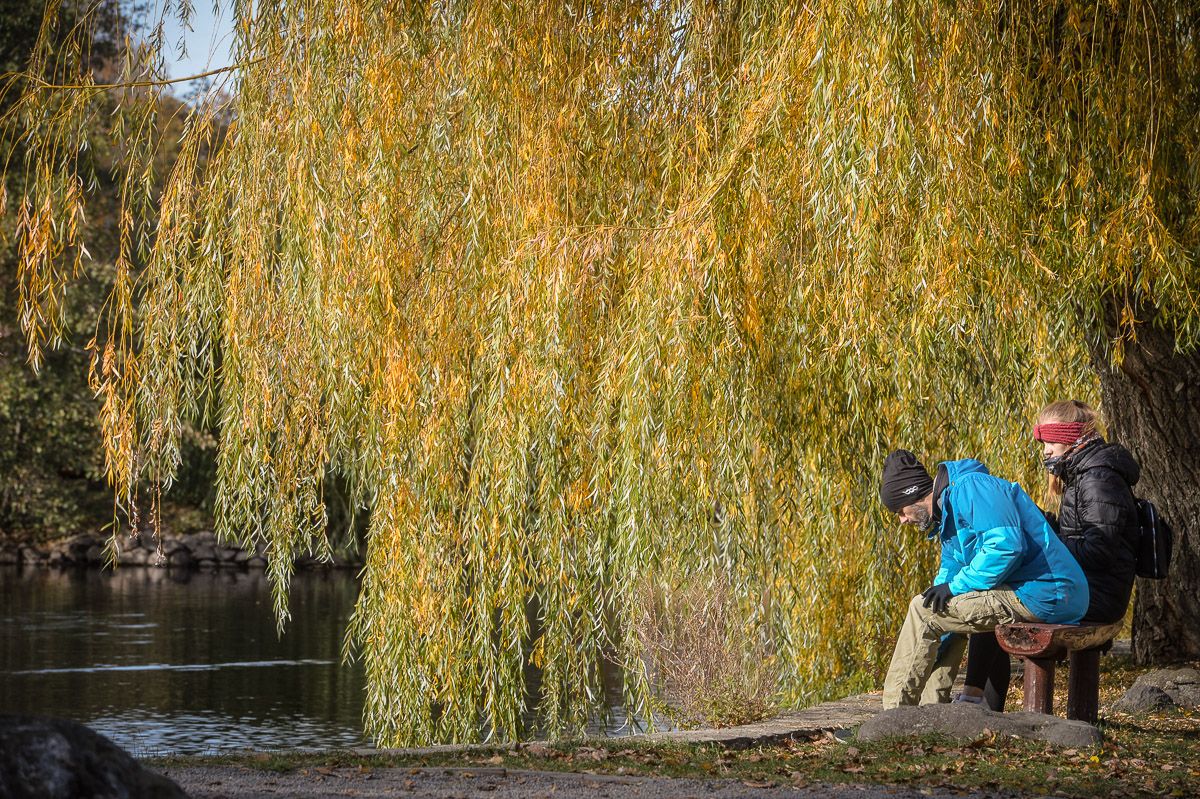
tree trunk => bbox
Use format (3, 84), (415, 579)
(1088, 299), (1200, 663)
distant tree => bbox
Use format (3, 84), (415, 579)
(0, 0), (120, 539)
(0, 0), (214, 539)
(4, 1), (1197, 745)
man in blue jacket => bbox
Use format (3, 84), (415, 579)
(878, 450), (1089, 708)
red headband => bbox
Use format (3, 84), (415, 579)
(1034, 422), (1087, 444)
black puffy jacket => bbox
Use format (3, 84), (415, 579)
(1056, 439), (1141, 623)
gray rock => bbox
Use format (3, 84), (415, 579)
(233, 549), (252, 564)
(217, 547), (240, 562)
(85, 545), (106, 565)
(61, 534), (95, 555)
(1115, 667), (1200, 712)
(245, 555), (267, 568)
(160, 538), (186, 556)
(856, 703), (1101, 748)
(191, 545), (217, 561)
(1113, 684), (1174, 714)
(166, 549), (192, 568)
(0, 714), (187, 798)
(0, 549), (19, 565)
(120, 549), (150, 566)
(182, 531), (216, 549)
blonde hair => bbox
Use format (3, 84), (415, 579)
(1037, 400), (1101, 500)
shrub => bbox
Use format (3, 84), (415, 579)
(634, 574), (777, 729)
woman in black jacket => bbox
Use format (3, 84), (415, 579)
(1035, 399), (1141, 623)
(954, 400), (1140, 708)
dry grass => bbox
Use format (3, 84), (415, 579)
(633, 575), (777, 729)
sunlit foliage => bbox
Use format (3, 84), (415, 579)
(4, 0), (1198, 745)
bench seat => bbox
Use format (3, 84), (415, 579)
(994, 620), (1123, 723)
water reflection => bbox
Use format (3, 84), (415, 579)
(0, 567), (366, 755)
(1, 566), (661, 754)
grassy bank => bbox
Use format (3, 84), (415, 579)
(150, 653), (1198, 799)
(149, 714), (1199, 798)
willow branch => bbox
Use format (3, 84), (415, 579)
(17, 56), (265, 91)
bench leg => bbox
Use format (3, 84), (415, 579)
(1067, 648), (1101, 724)
(1022, 657), (1056, 714)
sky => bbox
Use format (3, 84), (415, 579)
(156, 2), (236, 96)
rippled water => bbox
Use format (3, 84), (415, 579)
(0, 567), (366, 755)
(0, 565), (654, 755)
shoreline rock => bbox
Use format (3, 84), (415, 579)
(0, 714), (188, 799)
(0, 531), (362, 572)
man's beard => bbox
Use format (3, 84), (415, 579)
(909, 505), (935, 534)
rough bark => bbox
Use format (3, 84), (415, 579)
(1088, 299), (1200, 663)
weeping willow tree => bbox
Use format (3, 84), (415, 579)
(4, 0), (1198, 744)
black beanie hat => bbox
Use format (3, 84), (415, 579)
(879, 449), (934, 513)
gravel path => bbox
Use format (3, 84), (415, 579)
(160, 764), (1036, 799)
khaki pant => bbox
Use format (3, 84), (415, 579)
(920, 633), (967, 705)
(883, 587), (1038, 709)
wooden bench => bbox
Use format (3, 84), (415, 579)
(994, 620), (1124, 723)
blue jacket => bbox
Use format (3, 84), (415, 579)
(932, 459), (1088, 624)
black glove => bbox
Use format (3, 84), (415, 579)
(921, 583), (954, 614)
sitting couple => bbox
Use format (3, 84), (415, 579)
(879, 400), (1141, 710)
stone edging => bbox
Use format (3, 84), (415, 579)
(0, 531), (362, 571)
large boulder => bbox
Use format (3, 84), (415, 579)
(0, 715), (187, 799)
(856, 703), (1101, 748)
(1114, 667), (1200, 713)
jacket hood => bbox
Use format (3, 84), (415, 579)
(929, 459), (990, 538)
(1068, 440), (1141, 487)
(940, 458), (990, 484)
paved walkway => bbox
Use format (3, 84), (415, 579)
(634, 692), (883, 748)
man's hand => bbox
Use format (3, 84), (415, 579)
(921, 583), (954, 614)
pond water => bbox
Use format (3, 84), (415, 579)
(0, 566), (366, 756)
(0, 565), (646, 755)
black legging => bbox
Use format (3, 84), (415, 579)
(964, 631), (1010, 712)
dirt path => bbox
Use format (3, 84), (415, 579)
(160, 764), (1034, 799)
